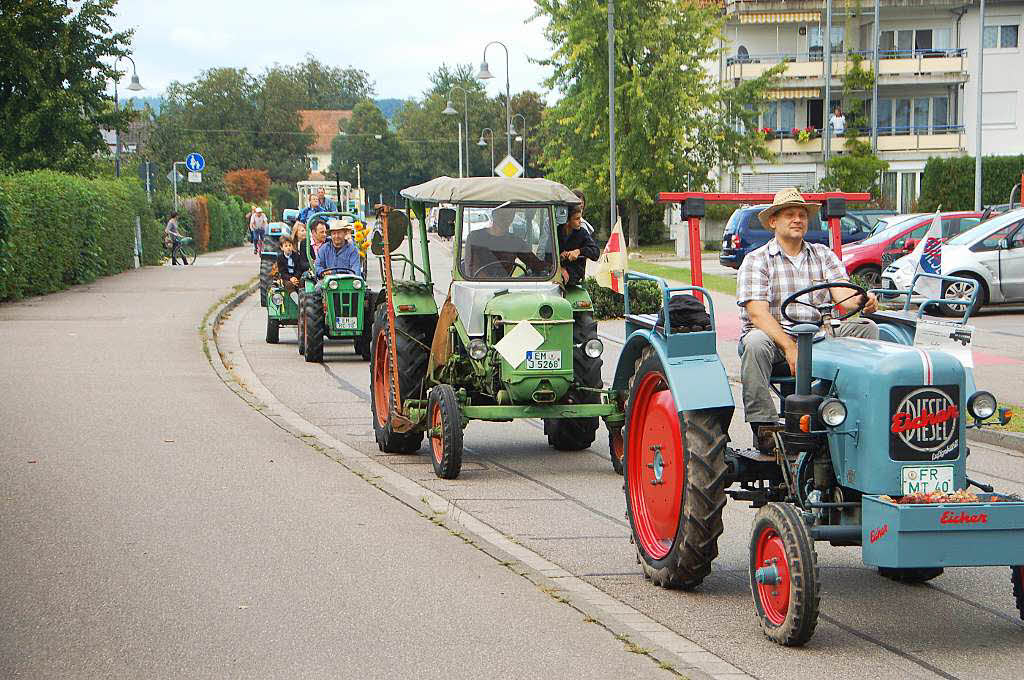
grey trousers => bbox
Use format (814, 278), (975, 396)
(739, 320), (879, 423)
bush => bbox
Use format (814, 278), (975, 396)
(268, 183), (298, 220)
(0, 171), (161, 301)
(918, 155), (1024, 211)
(582, 276), (662, 320)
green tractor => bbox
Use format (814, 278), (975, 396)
(370, 177), (624, 479)
(296, 211), (374, 363)
(265, 280), (301, 344)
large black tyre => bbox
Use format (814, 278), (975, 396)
(852, 265), (881, 290)
(428, 384), (464, 479)
(266, 316), (280, 344)
(937, 273), (985, 318)
(1012, 566), (1024, 620)
(304, 292), (325, 363)
(259, 258), (274, 306)
(369, 304), (434, 453)
(180, 244), (197, 265)
(296, 293), (306, 356)
(544, 312), (602, 451)
(749, 502), (820, 646)
(608, 426), (624, 475)
(877, 566), (944, 583)
(625, 345), (730, 590)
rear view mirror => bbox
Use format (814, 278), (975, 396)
(555, 205), (569, 224)
(370, 209), (409, 255)
(436, 208), (456, 239)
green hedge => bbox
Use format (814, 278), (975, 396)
(582, 277), (662, 320)
(0, 171), (162, 301)
(919, 155), (1024, 211)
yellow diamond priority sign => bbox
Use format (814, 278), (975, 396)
(494, 154), (524, 178)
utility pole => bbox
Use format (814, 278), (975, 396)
(975, 0), (986, 210)
(871, 0), (880, 153)
(823, 0), (833, 164)
(608, 0), (617, 225)
(172, 161), (186, 212)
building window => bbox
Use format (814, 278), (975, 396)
(984, 24), (1019, 49)
(914, 98), (930, 132)
(878, 99), (893, 134)
(882, 171), (898, 207)
(900, 172), (919, 213)
(761, 101), (778, 130)
(895, 98), (912, 134)
(310, 156), (319, 171)
(810, 25), (845, 53)
(932, 96), (949, 130)
(780, 100), (796, 132)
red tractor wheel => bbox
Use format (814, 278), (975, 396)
(368, 305), (429, 454)
(1012, 566), (1024, 620)
(749, 503), (820, 646)
(428, 384), (463, 479)
(624, 346), (729, 589)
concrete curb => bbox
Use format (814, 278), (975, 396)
(208, 288), (757, 680)
(967, 427), (1024, 453)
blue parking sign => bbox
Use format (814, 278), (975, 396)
(185, 152), (205, 172)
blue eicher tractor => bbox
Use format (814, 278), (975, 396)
(619, 192), (1023, 647)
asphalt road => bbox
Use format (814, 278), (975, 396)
(0, 250), (676, 680)
(223, 237), (1024, 679)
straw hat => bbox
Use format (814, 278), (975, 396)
(757, 188), (820, 228)
(327, 219), (353, 233)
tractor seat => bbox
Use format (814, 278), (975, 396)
(625, 313), (661, 330)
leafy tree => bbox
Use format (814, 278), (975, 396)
(224, 169), (271, 202)
(822, 137), (888, 199)
(535, 0), (780, 244)
(285, 56), (375, 110)
(0, 0), (134, 173)
(330, 100), (409, 206)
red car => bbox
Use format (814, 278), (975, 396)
(841, 211), (983, 287)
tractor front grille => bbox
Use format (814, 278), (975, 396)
(331, 291), (359, 317)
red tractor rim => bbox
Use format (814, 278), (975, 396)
(754, 526), (792, 626)
(431, 400), (444, 464)
(372, 329), (390, 428)
(627, 370), (684, 560)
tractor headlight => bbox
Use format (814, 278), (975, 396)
(818, 398), (848, 427)
(351, 279), (363, 289)
(327, 280), (339, 290)
(271, 293), (284, 306)
(468, 339), (488, 360)
(584, 338), (604, 358)
(968, 391), (997, 420)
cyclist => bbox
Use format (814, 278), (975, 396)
(165, 211), (187, 266)
(250, 207), (268, 255)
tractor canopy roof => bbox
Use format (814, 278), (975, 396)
(400, 176), (582, 206)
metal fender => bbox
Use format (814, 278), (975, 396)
(613, 330), (734, 413)
(875, 321), (915, 346)
(389, 284), (439, 317)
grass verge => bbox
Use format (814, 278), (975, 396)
(992, 403), (1024, 434)
(628, 258), (737, 297)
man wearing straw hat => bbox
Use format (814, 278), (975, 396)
(314, 219), (362, 278)
(737, 188), (879, 447)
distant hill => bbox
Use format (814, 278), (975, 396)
(374, 98), (404, 122)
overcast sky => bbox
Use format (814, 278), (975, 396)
(109, 0), (555, 101)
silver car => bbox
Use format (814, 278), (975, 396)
(882, 208), (1024, 315)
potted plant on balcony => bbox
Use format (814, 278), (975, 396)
(794, 126), (816, 143)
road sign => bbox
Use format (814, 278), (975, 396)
(185, 152), (205, 172)
(188, 171), (202, 183)
(167, 169), (183, 183)
(137, 161), (157, 184)
(494, 154), (524, 178)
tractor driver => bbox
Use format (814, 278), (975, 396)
(736, 188), (879, 447)
(465, 207), (550, 278)
(315, 219), (362, 278)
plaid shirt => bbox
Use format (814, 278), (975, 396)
(737, 239), (849, 338)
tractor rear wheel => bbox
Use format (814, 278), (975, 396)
(625, 345), (729, 590)
(544, 312), (602, 451)
(428, 384), (463, 479)
(259, 258), (274, 306)
(877, 566), (944, 583)
(1012, 566), (1024, 620)
(369, 304), (433, 453)
(304, 292), (325, 363)
(266, 316), (280, 344)
(749, 502), (821, 646)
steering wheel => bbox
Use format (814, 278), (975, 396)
(781, 281), (868, 325)
(471, 260), (528, 278)
(320, 267), (357, 277)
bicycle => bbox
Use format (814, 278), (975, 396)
(164, 234), (197, 265)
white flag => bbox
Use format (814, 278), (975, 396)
(911, 209), (943, 300)
(594, 218), (628, 293)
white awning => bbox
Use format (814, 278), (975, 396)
(739, 12), (821, 24)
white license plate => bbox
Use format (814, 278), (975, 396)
(901, 465), (954, 495)
(335, 316), (358, 330)
(526, 350), (561, 370)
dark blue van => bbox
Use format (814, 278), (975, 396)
(719, 205), (871, 269)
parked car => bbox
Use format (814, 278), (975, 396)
(882, 208), (1024, 315)
(719, 204), (871, 269)
(866, 212), (924, 236)
(850, 208), (898, 228)
(841, 211), (983, 288)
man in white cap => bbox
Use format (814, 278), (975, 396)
(737, 188), (878, 446)
(314, 219), (361, 278)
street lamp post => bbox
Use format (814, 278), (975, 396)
(478, 128), (495, 176)
(113, 55), (143, 178)
(477, 41), (513, 157)
(442, 86), (471, 177)
(511, 113), (527, 177)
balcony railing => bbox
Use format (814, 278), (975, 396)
(755, 125), (966, 154)
(726, 49), (968, 81)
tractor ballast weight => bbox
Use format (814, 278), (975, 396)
(617, 190), (1022, 647)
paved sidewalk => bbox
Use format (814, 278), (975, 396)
(0, 248), (672, 679)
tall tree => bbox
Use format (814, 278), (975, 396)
(0, 0), (134, 173)
(286, 56), (375, 110)
(535, 0), (780, 244)
(330, 100), (408, 205)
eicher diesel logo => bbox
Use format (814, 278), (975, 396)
(869, 524), (889, 543)
(889, 385), (960, 461)
(940, 511), (988, 525)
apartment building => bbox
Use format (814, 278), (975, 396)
(719, 0), (1024, 210)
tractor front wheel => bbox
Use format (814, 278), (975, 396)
(259, 258), (274, 306)
(266, 316), (280, 344)
(428, 384), (463, 479)
(1011, 566), (1023, 620)
(304, 292), (325, 363)
(296, 295), (306, 355)
(877, 566), (944, 583)
(544, 312), (602, 451)
(624, 346), (729, 590)
(369, 304), (432, 454)
(749, 502), (820, 646)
